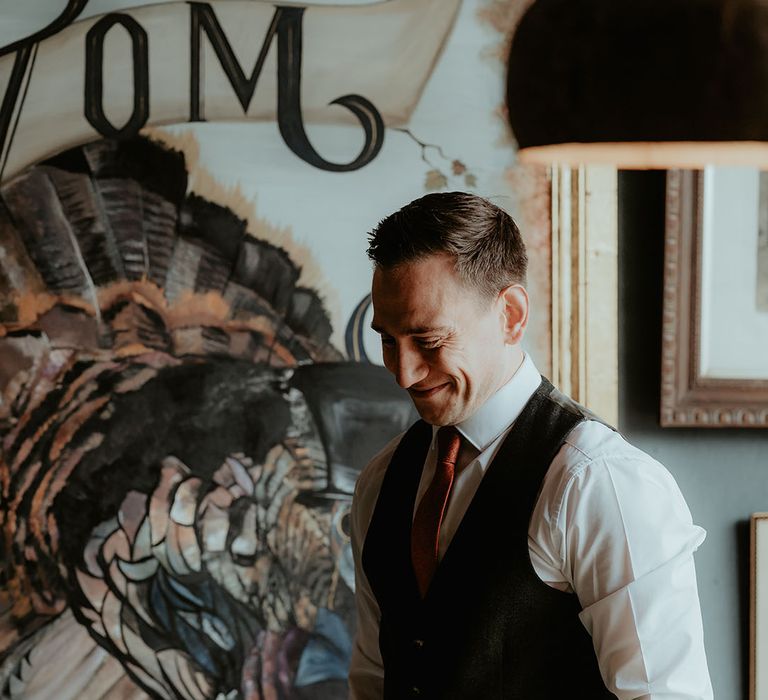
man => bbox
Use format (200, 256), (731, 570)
(348, 192), (712, 699)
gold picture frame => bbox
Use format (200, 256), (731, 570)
(661, 170), (768, 427)
(551, 165), (618, 426)
(752, 513), (768, 700)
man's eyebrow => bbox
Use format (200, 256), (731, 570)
(405, 326), (450, 335)
(369, 323), (451, 336)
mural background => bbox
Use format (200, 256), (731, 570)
(0, 1), (550, 698)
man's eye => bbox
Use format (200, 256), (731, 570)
(380, 336), (395, 347)
(417, 339), (442, 350)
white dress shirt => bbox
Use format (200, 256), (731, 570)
(349, 354), (712, 700)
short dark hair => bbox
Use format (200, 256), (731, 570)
(367, 191), (528, 299)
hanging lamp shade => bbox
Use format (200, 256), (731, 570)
(506, 0), (768, 168)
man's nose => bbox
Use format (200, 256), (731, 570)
(393, 345), (428, 388)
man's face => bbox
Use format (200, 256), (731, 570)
(371, 254), (520, 426)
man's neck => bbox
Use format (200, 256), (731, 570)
(450, 350), (539, 454)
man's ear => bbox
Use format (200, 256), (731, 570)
(500, 284), (529, 344)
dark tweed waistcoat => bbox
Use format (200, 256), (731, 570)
(362, 378), (617, 699)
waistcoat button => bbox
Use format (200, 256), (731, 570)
(413, 638), (425, 649)
(410, 686), (421, 696)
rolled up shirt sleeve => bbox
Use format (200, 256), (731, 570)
(548, 444), (712, 700)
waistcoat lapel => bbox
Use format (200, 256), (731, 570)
(362, 419), (432, 610)
(426, 379), (551, 597)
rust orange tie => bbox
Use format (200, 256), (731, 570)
(411, 425), (462, 598)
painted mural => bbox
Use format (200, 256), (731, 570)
(0, 1), (546, 698)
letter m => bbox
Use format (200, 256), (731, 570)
(190, 2), (290, 120)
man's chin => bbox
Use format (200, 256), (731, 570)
(411, 400), (459, 426)
(408, 384), (464, 425)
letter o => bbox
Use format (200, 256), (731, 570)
(85, 14), (149, 138)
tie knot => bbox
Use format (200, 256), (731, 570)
(436, 426), (462, 466)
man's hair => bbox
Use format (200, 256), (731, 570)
(367, 191), (528, 299)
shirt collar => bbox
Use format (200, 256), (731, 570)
(431, 353), (542, 452)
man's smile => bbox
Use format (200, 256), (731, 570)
(408, 382), (451, 399)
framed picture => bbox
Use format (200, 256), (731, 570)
(551, 165), (617, 423)
(752, 513), (768, 700)
(661, 169), (768, 427)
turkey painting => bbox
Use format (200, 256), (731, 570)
(0, 1), (558, 697)
(0, 137), (415, 699)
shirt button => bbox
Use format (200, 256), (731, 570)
(410, 687), (421, 696)
(413, 639), (425, 649)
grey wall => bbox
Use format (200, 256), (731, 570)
(618, 171), (768, 700)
